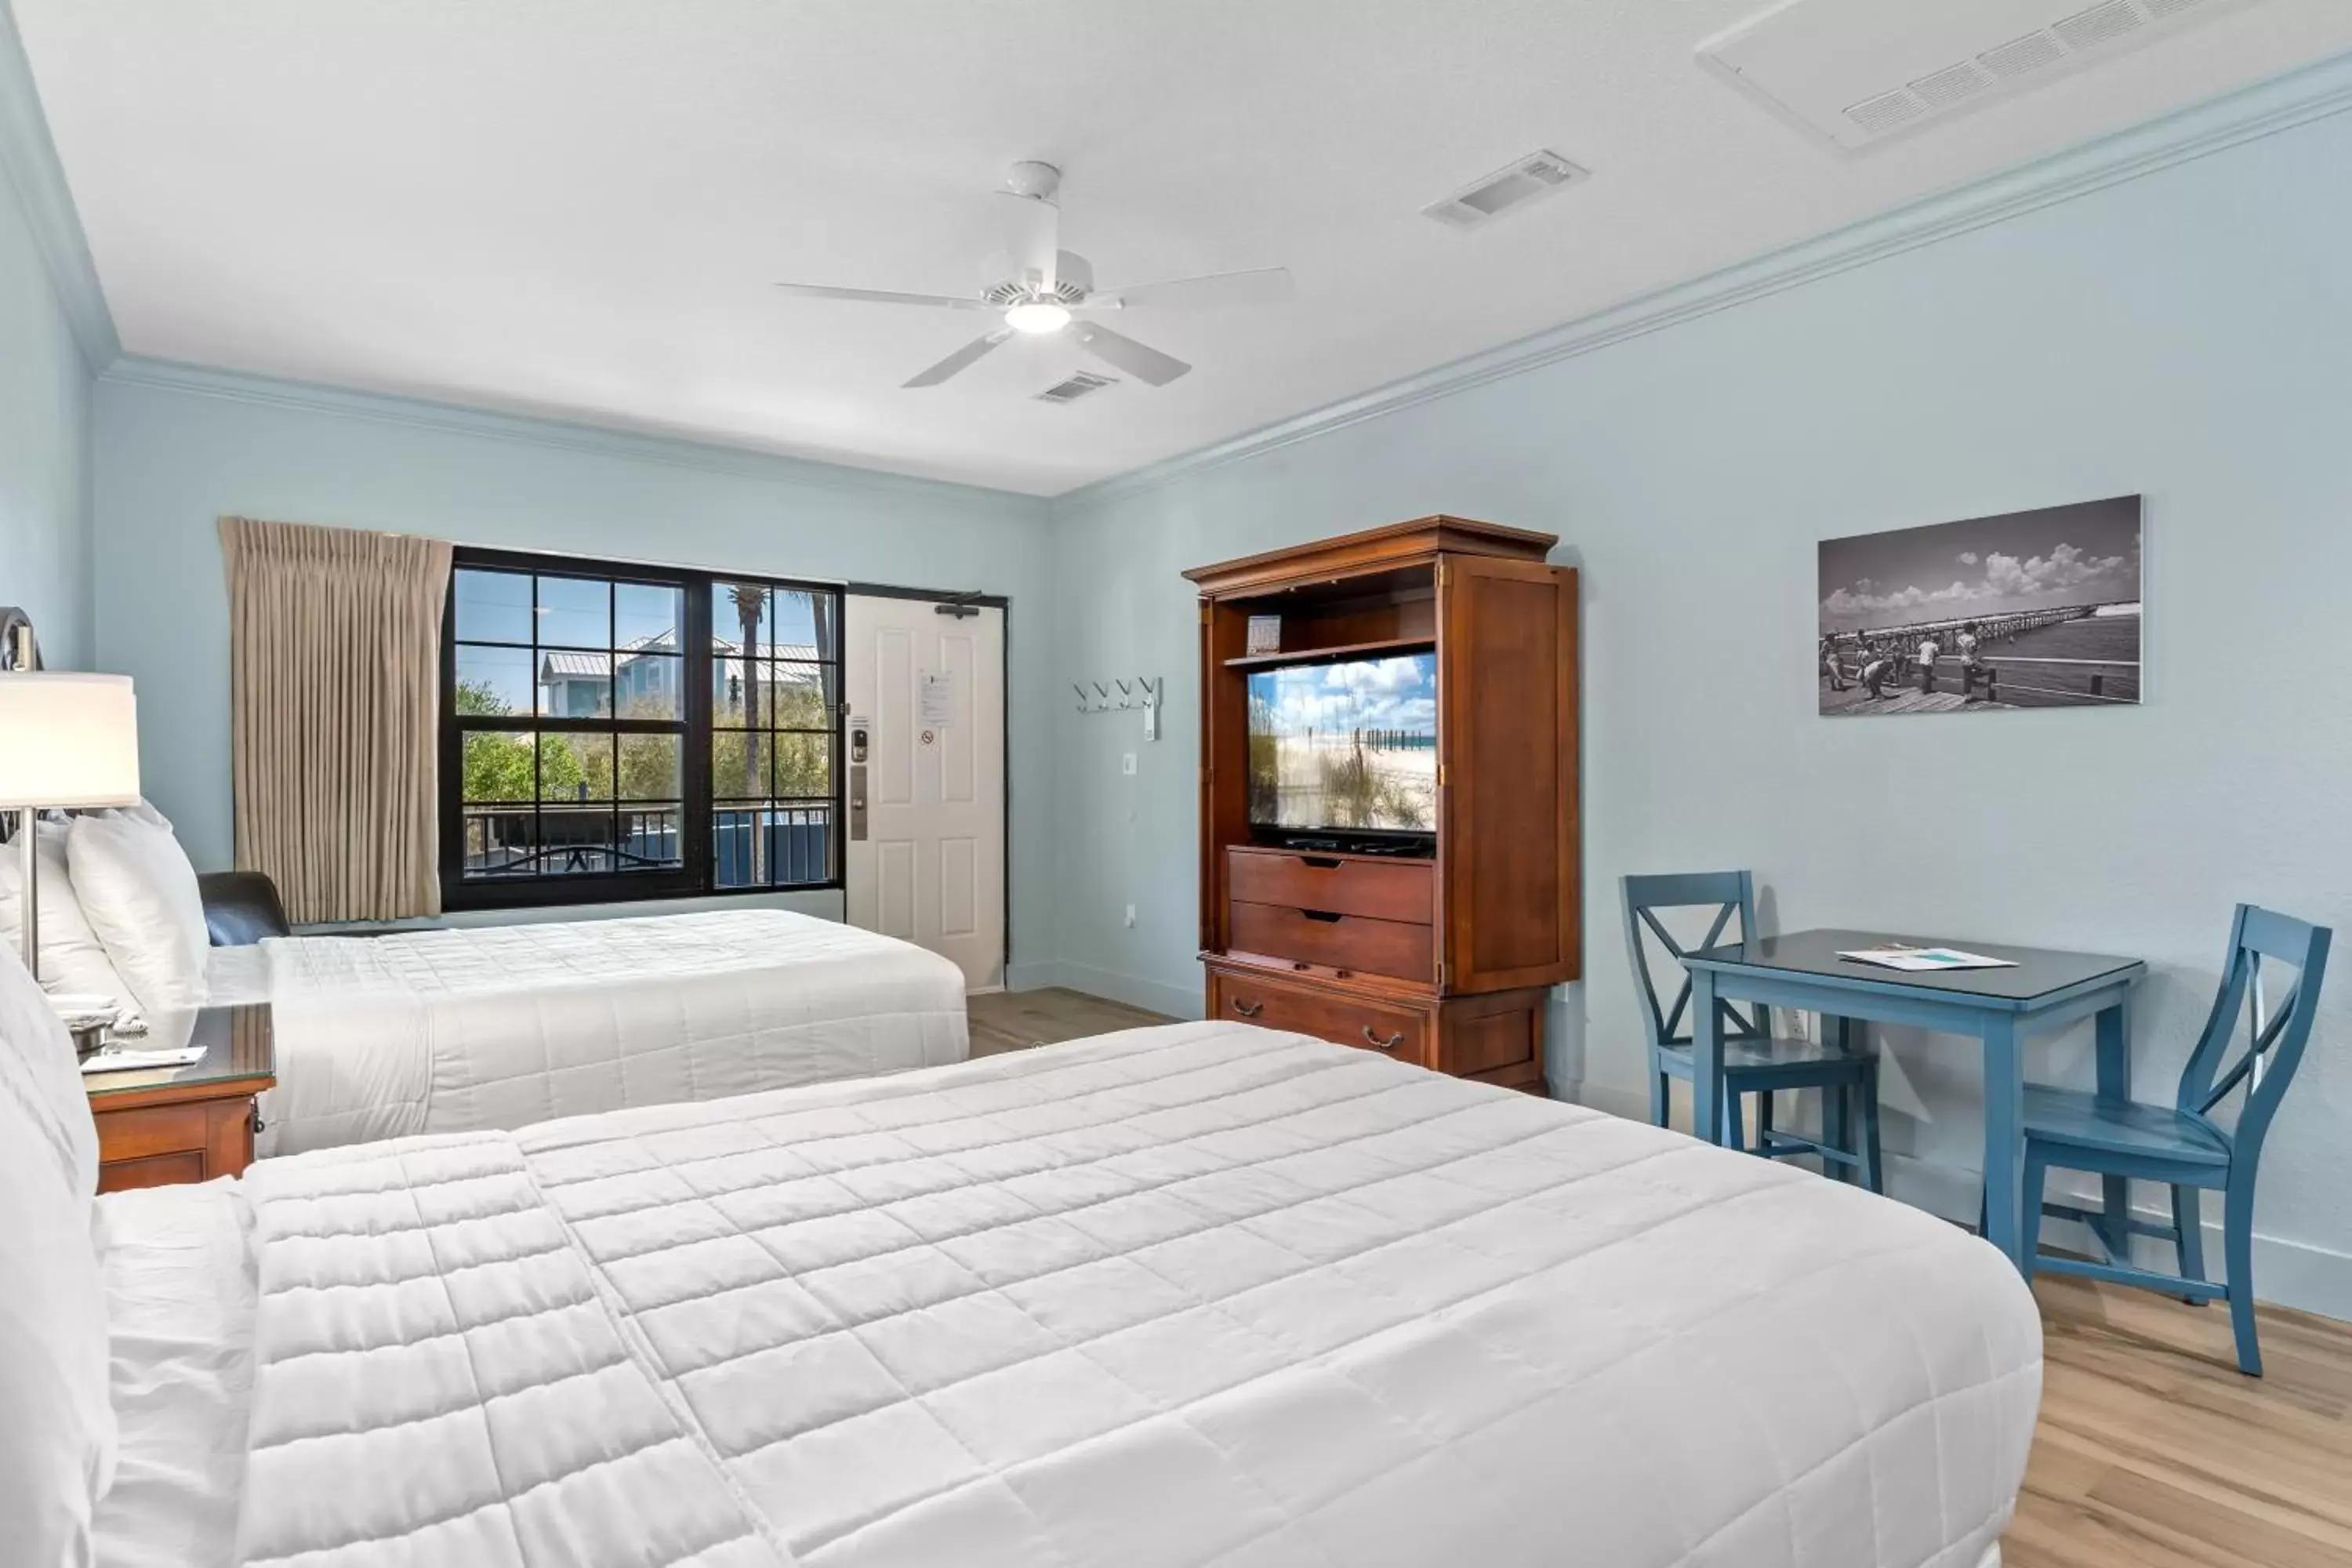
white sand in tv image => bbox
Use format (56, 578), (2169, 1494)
(1247, 653), (1438, 833)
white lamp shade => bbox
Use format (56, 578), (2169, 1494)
(0, 673), (142, 808)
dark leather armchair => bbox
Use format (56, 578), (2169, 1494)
(197, 871), (292, 946)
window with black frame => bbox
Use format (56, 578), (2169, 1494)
(441, 551), (840, 908)
(707, 580), (839, 891)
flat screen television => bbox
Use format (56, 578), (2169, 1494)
(1246, 652), (1438, 840)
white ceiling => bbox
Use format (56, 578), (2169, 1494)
(19, 1), (2352, 495)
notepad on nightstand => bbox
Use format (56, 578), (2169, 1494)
(79, 1044), (205, 1074)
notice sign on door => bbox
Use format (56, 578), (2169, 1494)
(919, 671), (955, 728)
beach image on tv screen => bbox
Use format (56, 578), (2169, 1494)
(1246, 653), (1437, 833)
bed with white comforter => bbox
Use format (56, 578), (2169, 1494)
(206, 908), (968, 1154)
(108, 1021), (2041, 1568)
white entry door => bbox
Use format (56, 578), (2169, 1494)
(844, 594), (1005, 991)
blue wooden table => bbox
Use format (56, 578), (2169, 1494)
(1681, 929), (2147, 1275)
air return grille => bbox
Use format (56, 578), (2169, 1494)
(1034, 371), (1116, 405)
(1698, 0), (2258, 152)
(1422, 150), (1591, 230)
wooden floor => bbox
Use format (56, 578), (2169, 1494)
(972, 986), (2352, 1566)
(2013, 1275), (2352, 1566)
(967, 986), (1174, 1058)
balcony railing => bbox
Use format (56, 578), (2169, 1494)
(714, 804), (833, 887)
(460, 805), (680, 878)
(461, 802), (834, 887)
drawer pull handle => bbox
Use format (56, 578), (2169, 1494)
(1301, 909), (1343, 924)
(1232, 999), (1264, 1018)
(1300, 855), (1343, 869)
(1362, 1027), (1407, 1051)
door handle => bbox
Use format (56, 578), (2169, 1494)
(1361, 1027), (1406, 1051)
(1232, 999), (1263, 1018)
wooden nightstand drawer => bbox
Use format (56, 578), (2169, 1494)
(85, 1000), (275, 1193)
(93, 1098), (257, 1194)
(98, 1150), (212, 1192)
(96, 1101), (211, 1161)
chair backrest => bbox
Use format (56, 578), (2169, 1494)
(2177, 904), (2332, 1156)
(1620, 871), (1768, 1049)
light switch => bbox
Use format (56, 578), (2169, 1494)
(1121, 753), (1137, 775)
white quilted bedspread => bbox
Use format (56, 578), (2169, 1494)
(234, 1022), (2041, 1568)
(238, 910), (968, 1155)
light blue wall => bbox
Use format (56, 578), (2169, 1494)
(0, 107), (92, 668)
(1049, 94), (2352, 1303)
(89, 365), (1058, 959)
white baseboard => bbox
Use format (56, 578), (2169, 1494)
(1559, 1080), (2352, 1323)
(1002, 961), (1061, 993)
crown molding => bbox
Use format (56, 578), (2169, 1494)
(99, 355), (1049, 512)
(0, 2), (118, 370)
(1055, 48), (2352, 514)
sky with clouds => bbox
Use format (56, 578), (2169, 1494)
(1249, 655), (1437, 738)
(1817, 497), (2141, 634)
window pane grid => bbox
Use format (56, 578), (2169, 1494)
(452, 559), (840, 900)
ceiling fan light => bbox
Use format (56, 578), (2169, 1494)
(1005, 301), (1071, 335)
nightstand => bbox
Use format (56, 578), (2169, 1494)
(83, 1001), (274, 1193)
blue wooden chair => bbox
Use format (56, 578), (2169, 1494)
(1622, 872), (1882, 1191)
(2020, 904), (2331, 1377)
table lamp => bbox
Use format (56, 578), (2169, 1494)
(0, 671), (143, 980)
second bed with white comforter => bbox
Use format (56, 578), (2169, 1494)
(207, 908), (969, 1153)
(200, 1022), (2040, 1568)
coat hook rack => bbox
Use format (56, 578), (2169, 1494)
(1072, 673), (1164, 739)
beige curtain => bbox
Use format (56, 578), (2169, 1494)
(219, 517), (452, 924)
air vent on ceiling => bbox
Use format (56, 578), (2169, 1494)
(1422, 149), (1590, 230)
(1697, 0), (2256, 153)
(1034, 371), (1116, 405)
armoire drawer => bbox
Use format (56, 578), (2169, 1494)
(1226, 849), (1432, 925)
(1228, 900), (1433, 982)
(1208, 970), (1431, 1068)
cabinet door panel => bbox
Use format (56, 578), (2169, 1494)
(1438, 557), (1578, 992)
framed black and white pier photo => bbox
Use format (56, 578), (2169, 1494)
(1817, 497), (2143, 717)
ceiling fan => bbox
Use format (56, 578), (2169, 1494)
(774, 161), (1291, 390)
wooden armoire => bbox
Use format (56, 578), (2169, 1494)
(1185, 517), (1579, 1091)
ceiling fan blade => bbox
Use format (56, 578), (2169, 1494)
(995, 190), (1059, 295)
(902, 328), (1014, 389)
(1069, 321), (1190, 387)
(775, 282), (989, 310)
(1088, 267), (1293, 311)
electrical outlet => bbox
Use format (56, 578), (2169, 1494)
(1123, 904), (1137, 928)
(1120, 753), (1137, 775)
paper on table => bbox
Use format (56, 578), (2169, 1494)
(1838, 945), (2017, 972)
(80, 1044), (206, 1075)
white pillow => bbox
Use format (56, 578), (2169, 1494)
(0, 943), (116, 1563)
(65, 811), (209, 1015)
(0, 818), (129, 998)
